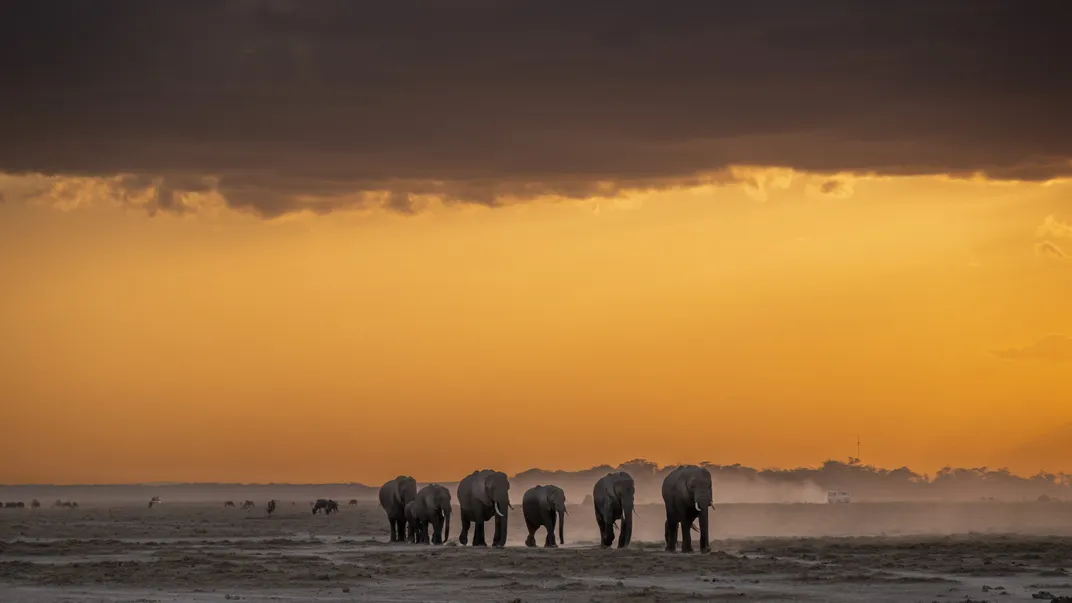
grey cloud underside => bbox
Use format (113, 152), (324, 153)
(991, 334), (1072, 363)
(1, 0), (1070, 216)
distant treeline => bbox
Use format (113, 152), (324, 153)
(511, 459), (1072, 504)
(3, 460), (1068, 504)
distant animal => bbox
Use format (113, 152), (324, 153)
(348, 499), (358, 506)
(523, 484), (567, 548)
(311, 498), (339, 515)
(3, 502), (19, 509)
(241, 500), (255, 510)
(662, 465), (714, 553)
(411, 484), (452, 545)
(148, 496), (162, 508)
(30, 499), (40, 509)
(224, 501), (235, 508)
(457, 469), (512, 548)
(593, 471), (635, 549)
(15, 501), (26, 508)
(266, 500), (277, 516)
(378, 476), (418, 542)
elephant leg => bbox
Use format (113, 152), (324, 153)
(595, 513), (610, 548)
(604, 517), (616, 548)
(459, 515), (471, 545)
(665, 518), (678, 552)
(524, 517), (538, 547)
(473, 519), (487, 546)
(681, 519), (694, 553)
(544, 511), (557, 548)
(389, 518), (399, 542)
(432, 516), (443, 545)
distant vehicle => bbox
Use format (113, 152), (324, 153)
(827, 490), (852, 504)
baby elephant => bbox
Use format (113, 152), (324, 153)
(522, 484), (567, 548)
(403, 500), (422, 543)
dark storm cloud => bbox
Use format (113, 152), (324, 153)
(1, 0), (1070, 217)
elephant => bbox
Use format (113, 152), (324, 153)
(592, 471), (635, 548)
(411, 484), (452, 545)
(457, 469), (512, 547)
(522, 485), (567, 548)
(379, 475), (418, 542)
(404, 501), (422, 543)
(661, 465), (715, 553)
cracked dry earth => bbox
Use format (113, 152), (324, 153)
(2, 502), (1072, 602)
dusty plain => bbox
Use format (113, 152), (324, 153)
(2, 500), (1072, 602)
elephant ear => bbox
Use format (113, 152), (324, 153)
(473, 473), (493, 505)
(392, 480), (403, 505)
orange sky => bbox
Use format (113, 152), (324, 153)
(2, 169), (1071, 484)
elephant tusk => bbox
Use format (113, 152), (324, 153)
(494, 502), (504, 517)
(695, 502), (702, 512)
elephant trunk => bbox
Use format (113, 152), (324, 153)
(495, 492), (510, 518)
(620, 499), (634, 547)
(699, 505), (710, 551)
(443, 507), (451, 542)
(558, 507), (565, 545)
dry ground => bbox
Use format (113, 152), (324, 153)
(2, 501), (1071, 602)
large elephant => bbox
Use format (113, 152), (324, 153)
(593, 471), (635, 548)
(661, 465), (714, 553)
(457, 469), (512, 547)
(522, 484), (567, 548)
(412, 484), (452, 545)
(378, 475), (418, 542)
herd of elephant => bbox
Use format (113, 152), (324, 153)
(379, 465), (715, 552)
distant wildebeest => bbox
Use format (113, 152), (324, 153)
(148, 496), (162, 508)
(267, 500), (277, 516)
(241, 500), (255, 510)
(312, 498), (339, 515)
(3, 502), (17, 509)
(349, 499), (358, 506)
(15, 501), (26, 508)
(30, 499), (40, 509)
(224, 501), (235, 508)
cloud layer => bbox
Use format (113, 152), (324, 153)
(1, 0), (1070, 216)
(992, 334), (1072, 363)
